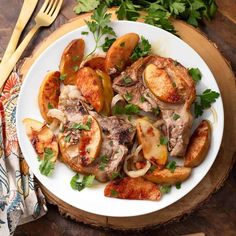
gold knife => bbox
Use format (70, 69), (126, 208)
(1, 0), (38, 64)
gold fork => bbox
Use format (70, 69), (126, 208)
(0, 0), (63, 88)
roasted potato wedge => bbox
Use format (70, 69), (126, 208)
(23, 118), (58, 162)
(136, 119), (168, 166)
(58, 115), (102, 166)
(38, 71), (60, 123)
(59, 39), (85, 85)
(84, 56), (105, 71)
(105, 33), (139, 75)
(76, 67), (104, 112)
(104, 177), (161, 200)
(184, 120), (211, 168)
(144, 167), (191, 185)
(96, 70), (113, 116)
(144, 64), (181, 104)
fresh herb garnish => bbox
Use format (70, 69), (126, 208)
(172, 113), (180, 121)
(148, 165), (156, 173)
(160, 185), (171, 194)
(120, 41), (125, 47)
(101, 37), (116, 52)
(81, 31), (89, 35)
(84, 3), (116, 58)
(116, 0), (140, 21)
(64, 135), (71, 143)
(73, 65), (79, 72)
(111, 172), (122, 180)
(59, 73), (67, 81)
(124, 92), (133, 102)
(72, 55), (80, 61)
(73, 0), (100, 14)
(111, 189), (118, 197)
(72, 118), (92, 131)
(188, 68), (202, 82)
(39, 148), (55, 176)
(130, 36), (151, 62)
(47, 103), (54, 109)
(112, 104), (140, 115)
(194, 89), (220, 117)
(140, 96), (146, 103)
(166, 161), (176, 173)
(152, 107), (160, 116)
(123, 76), (133, 85)
(160, 136), (168, 145)
(99, 155), (109, 170)
(175, 182), (181, 189)
(70, 173), (95, 191)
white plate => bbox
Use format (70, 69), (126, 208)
(16, 21), (224, 217)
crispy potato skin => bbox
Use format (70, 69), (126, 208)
(105, 33), (139, 76)
(84, 57), (105, 71)
(23, 118), (58, 162)
(184, 120), (211, 168)
(104, 177), (161, 200)
(144, 167), (191, 185)
(96, 70), (114, 116)
(59, 39), (85, 85)
(76, 67), (104, 112)
(38, 71), (60, 123)
(136, 119), (168, 166)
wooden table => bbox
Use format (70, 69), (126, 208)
(1, 0), (236, 235)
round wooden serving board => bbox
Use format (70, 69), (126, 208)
(20, 10), (236, 230)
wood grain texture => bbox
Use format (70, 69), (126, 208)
(0, 0), (235, 235)
(17, 9), (236, 231)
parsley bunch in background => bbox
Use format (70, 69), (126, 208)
(74, 0), (217, 33)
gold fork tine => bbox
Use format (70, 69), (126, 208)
(0, 0), (63, 88)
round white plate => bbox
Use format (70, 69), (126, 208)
(16, 21), (224, 217)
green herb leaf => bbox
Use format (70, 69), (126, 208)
(172, 113), (180, 121)
(124, 92), (133, 102)
(39, 148), (55, 176)
(73, 0), (100, 14)
(130, 36), (151, 62)
(81, 31), (89, 35)
(72, 118), (92, 131)
(188, 68), (202, 82)
(59, 73), (67, 81)
(47, 103), (54, 109)
(148, 165), (156, 173)
(194, 89), (220, 118)
(166, 161), (176, 173)
(116, 0), (140, 21)
(101, 37), (116, 52)
(175, 182), (181, 189)
(111, 172), (122, 180)
(73, 65), (79, 72)
(140, 96), (145, 103)
(64, 135), (71, 143)
(70, 174), (95, 191)
(99, 155), (109, 170)
(160, 185), (171, 194)
(112, 104), (140, 115)
(111, 189), (118, 197)
(152, 107), (160, 116)
(160, 136), (168, 145)
(122, 76), (133, 85)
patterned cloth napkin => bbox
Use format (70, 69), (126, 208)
(0, 72), (47, 235)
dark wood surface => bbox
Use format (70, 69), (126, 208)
(0, 0), (236, 235)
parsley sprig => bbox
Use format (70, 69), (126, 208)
(39, 148), (55, 176)
(84, 3), (116, 58)
(70, 173), (95, 191)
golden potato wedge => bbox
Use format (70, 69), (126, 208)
(84, 56), (105, 71)
(23, 118), (58, 162)
(184, 120), (211, 168)
(76, 67), (104, 112)
(38, 71), (60, 123)
(104, 177), (161, 200)
(144, 64), (181, 104)
(59, 39), (85, 85)
(96, 70), (113, 116)
(105, 33), (139, 75)
(144, 167), (191, 185)
(58, 115), (102, 166)
(136, 119), (168, 166)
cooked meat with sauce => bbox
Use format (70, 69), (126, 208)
(113, 55), (196, 157)
(104, 177), (161, 200)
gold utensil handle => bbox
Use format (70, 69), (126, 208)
(1, 0), (38, 63)
(0, 25), (39, 88)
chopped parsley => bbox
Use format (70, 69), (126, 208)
(112, 104), (140, 115)
(175, 182), (181, 189)
(111, 172), (122, 180)
(99, 155), (109, 171)
(64, 135), (71, 143)
(120, 41), (125, 47)
(73, 65), (79, 72)
(148, 165), (156, 173)
(72, 55), (80, 61)
(152, 107), (160, 116)
(70, 174), (95, 191)
(59, 73), (67, 81)
(160, 136), (168, 145)
(160, 185), (171, 194)
(111, 189), (118, 197)
(47, 103), (54, 109)
(140, 96), (146, 103)
(81, 31), (89, 35)
(172, 113), (180, 121)
(123, 76), (133, 85)
(166, 161), (176, 173)
(101, 37), (116, 52)
(188, 68), (202, 83)
(39, 148), (55, 176)
(72, 118), (92, 131)
(124, 92), (133, 102)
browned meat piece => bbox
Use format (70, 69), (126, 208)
(112, 55), (196, 157)
(104, 177), (161, 200)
